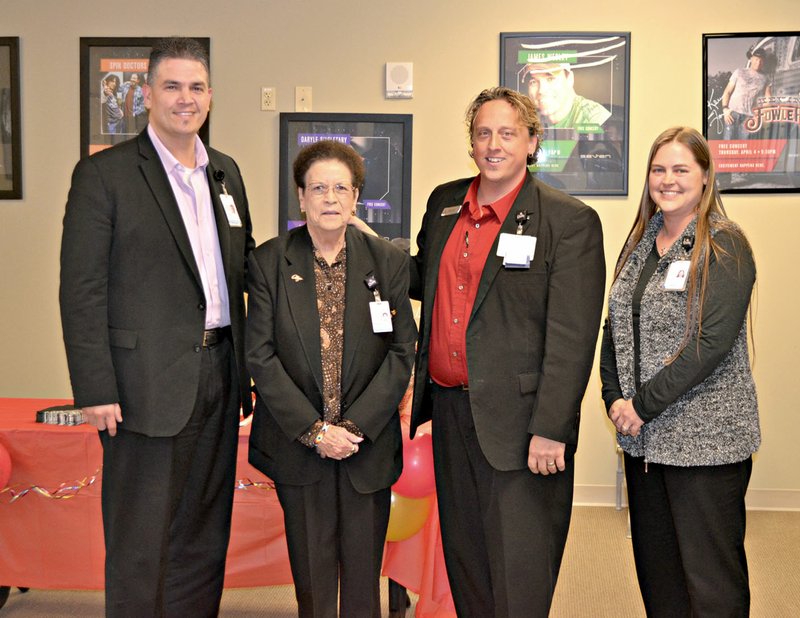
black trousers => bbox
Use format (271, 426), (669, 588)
(275, 464), (391, 618)
(99, 337), (239, 618)
(431, 385), (573, 618)
(624, 453), (753, 618)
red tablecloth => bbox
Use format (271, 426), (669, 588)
(0, 398), (454, 616)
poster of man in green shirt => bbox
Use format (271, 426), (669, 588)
(524, 62), (611, 129)
(501, 32), (630, 196)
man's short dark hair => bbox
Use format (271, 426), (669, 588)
(147, 37), (210, 86)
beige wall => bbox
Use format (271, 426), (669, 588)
(1, 0), (797, 507)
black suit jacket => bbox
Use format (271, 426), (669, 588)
(410, 173), (605, 470)
(246, 226), (417, 494)
(60, 131), (254, 436)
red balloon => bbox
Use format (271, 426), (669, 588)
(0, 441), (11, 490)
(393, 432), (435, 498)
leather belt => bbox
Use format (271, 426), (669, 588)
(202, 326), (231, 348)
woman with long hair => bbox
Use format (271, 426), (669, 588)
(600, 126), (759, 617)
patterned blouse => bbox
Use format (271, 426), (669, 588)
(298, 244), (363, 447)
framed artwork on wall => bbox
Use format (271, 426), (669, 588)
(279, 113), (413, 242)
(0, 37), (22, 199)
(703, 32), (800, 193)
(79, 37), (210, 158)
(500, 31), (630, 196)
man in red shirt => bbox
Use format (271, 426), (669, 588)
(409, 87), (605, 616)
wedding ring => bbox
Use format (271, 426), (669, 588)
(546, 461), (556, 467)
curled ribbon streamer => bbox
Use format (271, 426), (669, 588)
(1, 469), (274, 503)
(235, 478), (275, 491)
(1, 468), (102, 503)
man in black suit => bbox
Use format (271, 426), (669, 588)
(60, 37), (254, 616)
(409, 87), (605, 616)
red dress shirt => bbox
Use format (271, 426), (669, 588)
(428, 176), (524, 387)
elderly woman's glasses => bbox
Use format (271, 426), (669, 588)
(305, 183), (354, 198)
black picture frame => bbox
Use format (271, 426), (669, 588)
(703, 32), (800, 193)
(279, 113), (413, 242)
(79, 37), (210, 158)
(0, 37), (22, 199)
(500, 31), (630, 196)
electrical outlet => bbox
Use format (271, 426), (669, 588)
(295, 87), (312, 112)
(261, 87), (276, 111)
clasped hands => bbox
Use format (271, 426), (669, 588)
(608, 398), (643, 437)
(316, 424), (363, 460)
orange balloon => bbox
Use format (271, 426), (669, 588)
(385, 492), (432, 542)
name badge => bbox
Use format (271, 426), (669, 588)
(440, 205), (462, 217)
(497, 232), (536, 269)
(664, 260), (691, 291)
(220, 194), (242, 227)
(369, 301), (393, 333)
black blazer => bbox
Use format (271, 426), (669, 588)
(246, 226), (417, 494)
(410, 173), (605, 470)
(60, 131), (254, 436)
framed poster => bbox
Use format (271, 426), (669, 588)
(279, 113), (413, 242)
(500, 32), (630, 196)
(703, 32), (800, 193)
(0, 37), (21, 199)
(79, 37), (210, 157)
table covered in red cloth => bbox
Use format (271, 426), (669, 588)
(0, 398), (454, 616)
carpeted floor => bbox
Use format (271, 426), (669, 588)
(1, 506), (798, 616)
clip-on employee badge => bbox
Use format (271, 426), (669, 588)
(664, 260), (691, 291)
(497, 210), (535, 268)
(364, 275), (393, 333)
(214, 169), (242, 227)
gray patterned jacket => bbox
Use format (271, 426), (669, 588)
(607, 213), (759, 466)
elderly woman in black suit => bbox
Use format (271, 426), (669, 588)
(246, 140), (416, 617)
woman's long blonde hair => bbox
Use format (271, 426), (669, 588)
(614, 126), (751, 358)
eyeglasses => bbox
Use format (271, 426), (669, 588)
(305, 182), (354, 198)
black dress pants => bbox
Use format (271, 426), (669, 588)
(275, 463), (391, 618)
(431, 385), (573, 618)
(99, 337), (240, 618)
(624, 453), (753, 618)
